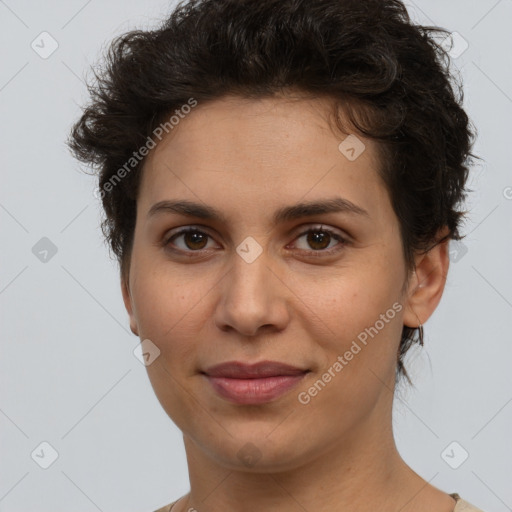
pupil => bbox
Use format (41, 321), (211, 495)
(185, 231), (207, 250)
(308, 231), (330, 250)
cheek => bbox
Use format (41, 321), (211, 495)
(296, 257), (403, 343)
(130, 261), (211, 363)
(129, 266), (212, 430)
(292, 269), (404, 420)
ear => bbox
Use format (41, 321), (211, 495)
(402, 228), (451, 329)
(121, 275), (139, 336)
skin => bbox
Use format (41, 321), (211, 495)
(122, 93), (454, 512)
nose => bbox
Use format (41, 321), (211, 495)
(213, 250), (290, 337)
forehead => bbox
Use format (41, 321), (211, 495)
(147, 94), (380, 166)
(137, 94), (389, 225)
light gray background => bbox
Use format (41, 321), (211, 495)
(1, 1), (511, 511)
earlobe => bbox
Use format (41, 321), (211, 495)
(402, 230), (451, 329)
(121, 276), (139, 337)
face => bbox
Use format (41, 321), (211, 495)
(122, 94), (442, 471)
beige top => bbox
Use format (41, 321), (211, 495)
(154, 492), (486, 512)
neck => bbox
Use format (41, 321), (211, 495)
(176, 396), (445, 512)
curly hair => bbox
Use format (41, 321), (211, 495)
(67, 0), (478, 384)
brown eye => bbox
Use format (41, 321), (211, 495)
(306, 231), (332, 250)
(165, 228), (214, 252)
(182, 231), (208, 250)
(293, 226), (347, 255)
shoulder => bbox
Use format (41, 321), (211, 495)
(153, 500), (177, 512)
(452, 494), (486, 512)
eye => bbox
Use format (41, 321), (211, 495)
(291, 225), (348, 255)
(164, 227), (217, 253)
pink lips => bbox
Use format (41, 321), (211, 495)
(202, 361), (309, 405)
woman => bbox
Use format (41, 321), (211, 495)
(68, 0), (485, 510)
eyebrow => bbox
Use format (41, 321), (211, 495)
(147, 197), (369, 224)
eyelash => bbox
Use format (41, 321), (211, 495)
(163, 225), (348, 257)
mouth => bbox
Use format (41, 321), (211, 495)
(201, 360), (310, 405)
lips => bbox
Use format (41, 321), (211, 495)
(203, 360), (308, 378)
(202, 361), (309, 405)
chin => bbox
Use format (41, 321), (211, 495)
(190, 425), (316, 473)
